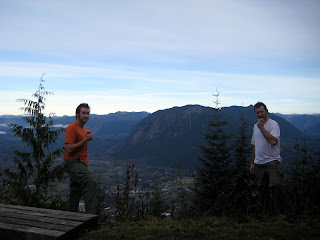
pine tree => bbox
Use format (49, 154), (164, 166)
(3, 74), (65, 208)
(114, 164), (142, 220)
(172, 161), (191, 219)
(287, 136), (316, 214)
(309, 139), (320, 215)
(229, 109), (257, 215)
(149, 178), (166, 218)
(196, 91), (233, 215)
(97, 176), (107, 222)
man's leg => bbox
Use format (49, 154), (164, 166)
(81, 173), (98, 214)
(254, 163), (269, 214)
(267, 161), (285, 214)
(68, 181), (82, 212)
(65, 158), (91, 212)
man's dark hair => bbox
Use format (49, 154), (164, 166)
(254, 102), (267, 111)
(76, 103), (90, 119)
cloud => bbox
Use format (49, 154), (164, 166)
(1, 60), (319, 93)
(53, 124), (68, 128)
(1, 60), (319, 112)
(0, 1), (319, 116)
(1, 0), (319, 59)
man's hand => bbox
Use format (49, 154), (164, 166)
(86, 130), (93, 141)
(250, 163), (255, 174)
(257, 118), (278, 146)
(257, 117), (265, 129)
(65, 130), (93, 154)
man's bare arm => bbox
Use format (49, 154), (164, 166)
(250, 146), (255, 174)
(65, 132), (93, 154)
(257, 119), (278, 146)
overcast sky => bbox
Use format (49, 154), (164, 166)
(1, 0), (319, 116)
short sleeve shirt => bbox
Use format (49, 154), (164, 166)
(251, 118), (282, 164)
(64, 121), (88, 165)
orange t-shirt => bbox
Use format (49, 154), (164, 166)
(64, 121), (88, 166)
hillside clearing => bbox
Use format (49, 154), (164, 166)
(80, 216), (320, 240)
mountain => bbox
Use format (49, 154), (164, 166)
(116, 105), (212, 168)
(274, 113), (320, 136)
(1, 106), (318, 170)
(0, 111), (150, 163)
(116, 105), (308, 169)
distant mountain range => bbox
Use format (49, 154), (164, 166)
(0, 112), (150, 163)
(274, 113), (320, 136)
(116, 105), (318, 168)
(0, 105), (319, 169)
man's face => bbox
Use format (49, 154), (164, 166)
(77, 107), (90, 124)
(254, 106), (268, 120)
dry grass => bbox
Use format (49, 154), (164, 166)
(81, 215), (320, 240)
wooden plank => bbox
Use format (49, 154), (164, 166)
(0, 216), (74, 232)
(0, 222), (64, 240)
(0, 203), (95, 221)
(0, 209), (82, 227)
(0, 203), (98, 240)
(1, 203), (96, 218)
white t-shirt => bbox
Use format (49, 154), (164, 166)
(251, 118), (282, 164)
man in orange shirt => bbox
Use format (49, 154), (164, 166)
(64, 103), (97, 214)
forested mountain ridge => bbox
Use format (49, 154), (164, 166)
(116, 105), (311, 169)
(0, 111), (150, 162)
(1, 105), (319, 169)
(274, 113), (320, 136)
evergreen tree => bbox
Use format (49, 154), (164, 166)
(287, 136), (317, 215)
(149, 178), (166, 217)
(309, 139), (320, 215)
(3, 74), (65, 208)
(123, 164), (139, 219)
(196, 91), (233, 215)
(173, 162), (191, 219)
(97, 176), (107, 222)
(114, 164), (142, 220)
(229, 109), (257, 215)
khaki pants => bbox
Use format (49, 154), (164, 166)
(65, 158), (97, 215)
(254, 160), (283, 188)
(254, 161), (285, 214)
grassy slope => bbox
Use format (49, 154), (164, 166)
(81, 216), (320, 240)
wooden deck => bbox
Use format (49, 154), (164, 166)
(0, 203), (98, 240)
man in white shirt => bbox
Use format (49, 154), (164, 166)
(251, 102), (284, 214)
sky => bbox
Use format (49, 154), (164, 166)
(1, 0), (319, 116)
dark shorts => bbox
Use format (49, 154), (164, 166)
(254, 160), (284, 187)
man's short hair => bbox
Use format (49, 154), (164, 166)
(254, 102), (267, 111)
(76, 103), (90, 118)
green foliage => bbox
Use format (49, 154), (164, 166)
(96, 176), (108, 222)
(81, 216), (320, 240)
(309, 144), (320, 214)
(113, 164), (167, 220)
(172, 163), (194, 219)
(196, 92), (234, 215)
(229, 109), (257, 215)
(115, 164), (146, 220)
(149, 179), (167, 217)
(286, 137), (320, 216)
(2, 75), (66, 208)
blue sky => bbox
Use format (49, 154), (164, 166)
(1, 0), (319, 116)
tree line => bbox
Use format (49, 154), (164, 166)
(0, 80), (319, 221)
